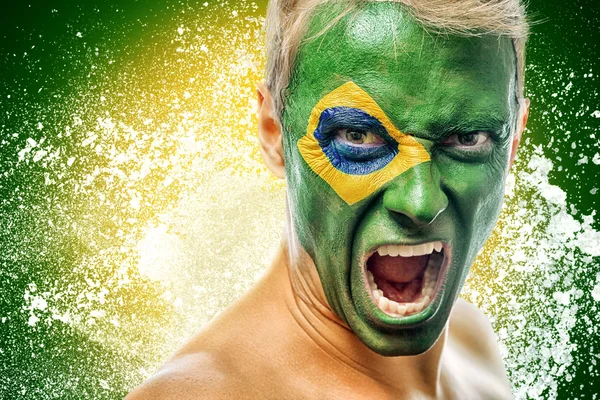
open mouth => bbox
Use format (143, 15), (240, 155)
(364, 242), (446, 317)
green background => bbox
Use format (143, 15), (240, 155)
(1, 0), (598, 398)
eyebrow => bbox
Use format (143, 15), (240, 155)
(408, 113), (511, 140)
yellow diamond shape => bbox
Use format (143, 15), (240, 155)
(297, 81), (431, 205)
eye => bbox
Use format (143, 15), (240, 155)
(441, 131), (491, 149)
(311, 106), (398, 176)
(337, 129), (385, 146)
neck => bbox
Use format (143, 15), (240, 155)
(268, 235), (447, 395)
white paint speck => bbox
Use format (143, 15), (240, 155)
(592, 284), (600, 302)
(553, 291), (570, 306)
(28, 315), (39, 327)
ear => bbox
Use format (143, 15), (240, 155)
(257, 83), (285, 179)
(509, 98), (530, 170)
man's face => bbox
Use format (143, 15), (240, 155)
(282, 3), (518, 355)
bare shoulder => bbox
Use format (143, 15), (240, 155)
(450, 298), (503, 359)
(125, 351), (241, 400)
(447, 298), (513, 397)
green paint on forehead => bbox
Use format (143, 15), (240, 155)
(284, 1), (518, 140)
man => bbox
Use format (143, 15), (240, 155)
(128, 0), (529, 398)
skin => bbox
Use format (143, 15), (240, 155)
(127, 3), (529, 398)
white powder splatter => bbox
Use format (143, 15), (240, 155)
(592, 284), (600, 302)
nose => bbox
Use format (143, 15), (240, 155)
(382, 162), (448, 228)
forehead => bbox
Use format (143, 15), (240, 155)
(287, 2), (517, 134)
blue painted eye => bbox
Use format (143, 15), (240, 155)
(313, 107), (398, 175)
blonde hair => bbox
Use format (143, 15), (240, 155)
(265, 0), (529, 118)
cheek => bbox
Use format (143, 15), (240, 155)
(285, 137), (355, 262)
(440, 160), (507, 240)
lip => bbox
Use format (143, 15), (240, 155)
(359, 241), (452, 327)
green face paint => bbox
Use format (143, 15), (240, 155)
(283, 2), (518, 355)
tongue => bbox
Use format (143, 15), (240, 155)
(367, 253), (430, 303)
(367, 253), (429, 283)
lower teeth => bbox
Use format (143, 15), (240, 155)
(367, 257), (440, 317)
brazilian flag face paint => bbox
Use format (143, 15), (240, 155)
(298, 82), (430, 205)
(282, 2), (519, 356)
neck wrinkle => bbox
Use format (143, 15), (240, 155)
(276, 236), (446, 394)
(282, 250), (386, 379)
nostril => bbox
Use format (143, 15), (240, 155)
(386, 204), (445, 228)
(388, 212), (420, 229)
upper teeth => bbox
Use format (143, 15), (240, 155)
(376, 241), (443, 257)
